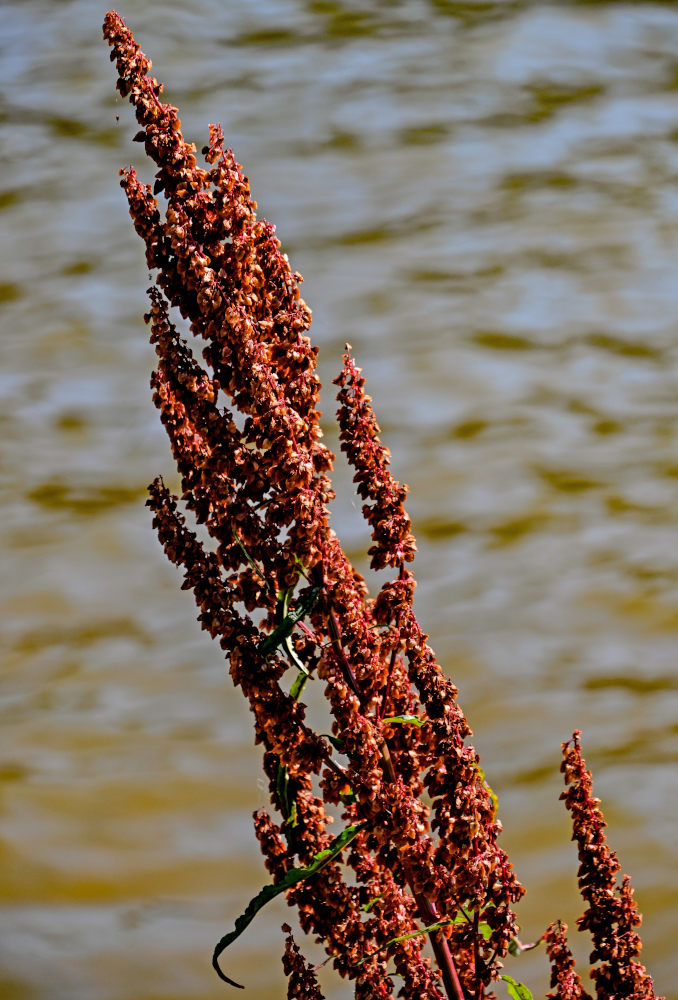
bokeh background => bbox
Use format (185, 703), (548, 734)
(1, 1), (678, 997)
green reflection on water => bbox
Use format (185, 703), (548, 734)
(525, 82), (605, 124)
(537, 468), (603, 493)
(584, 674), (678, 694)
(0, 282), (21, 304)
(28, 481), (148, 516)
(472, 331), (535, 351)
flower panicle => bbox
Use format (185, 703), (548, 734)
(335, 346), (416, 570)
(281, 924), (326, 1000)
(544, 921), (592, 1000)
(554, 732), (663, 1000)
(106, 13), (660, 1000)
(106, 10), (524, 994)
(104, 10), (335, 592)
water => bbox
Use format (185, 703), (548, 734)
(1, 1), (677, 997)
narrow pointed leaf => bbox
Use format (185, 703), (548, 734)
(353, 918), (454, 966)
(319, 733), (345, 753)
(213, 822), (366, 987)
(448, 907), (492, 938)
(280, 581), (313, 684)
(289, 668), (309, 701)
(382, 714), (426, 728)
(284, 633), (309, 674)
(508, 936), (542, 956)
(231, 529), (268, 586)
(259, 587), (320, 658)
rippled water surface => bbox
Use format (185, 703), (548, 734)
(2, 1), (678, 997)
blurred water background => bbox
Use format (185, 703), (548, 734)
(1, 0), (678, 997)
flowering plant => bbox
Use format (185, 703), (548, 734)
(103, 12), (662, 1000)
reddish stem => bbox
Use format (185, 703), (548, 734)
(317, 557), (466, 1000)
(415, 892), (466, 1000)
(297, 620), (318, 643)
(377, 562), (406, 721)
(473, 908), (482, 1000)
(326, 607), (362, 700)
(378, 745), (465, 1000)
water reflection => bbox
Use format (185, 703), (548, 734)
(1, 1), (677, 998)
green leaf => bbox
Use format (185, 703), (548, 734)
(275, 653), (312, 825)
(284, 633), (309, 674)
(278, 584), (316, 679)
(231, 529), (268, 586)
(508, 935), (543, 956)
(319, 733), (345, 753)
(276, 764), (290, 819)
(259, 587), (320, 658)
(275, 764), (299, 827)
(289, 669), (309, 701)
(354, 918), (454, 966)
(213, 822), (366, 987)
(501, 975), (534, 1000)
(449, 906), (492, 939)
(355, 902), (495, 970)
(382, 714), (426, 728)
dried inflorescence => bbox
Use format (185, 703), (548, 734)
(544, 921), (591, 1000)
(282, 924), (325, 1000)
(335, 349), (417, 570)
(546, 733), (662, 1000)
(104, 12), (661, 1000)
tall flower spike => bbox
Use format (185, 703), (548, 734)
(106, 13), (662, 1000)
(105, 14), (450, 994)
(281, 924), (326, 1000)
(560, 732), (662, 1000)
(335, 346), (416, 570)
(333, 352), (524, 994)
(544, 921), (592, 1000)
(105, 10), (335, 592)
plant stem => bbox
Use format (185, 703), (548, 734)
(377, 562), (406, 721)
(378, 745), (466, 1000)
(317, 555), (466, 1000)
(326, 606), (362, 700)
(415, 892), (466, 1000)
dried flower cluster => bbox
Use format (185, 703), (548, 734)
(104, 13), (662, 1000)
(544, 921), (589, 1000)
(543, 733), (660, 1000)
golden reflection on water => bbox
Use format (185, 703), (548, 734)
(1, 1), (678, 997)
